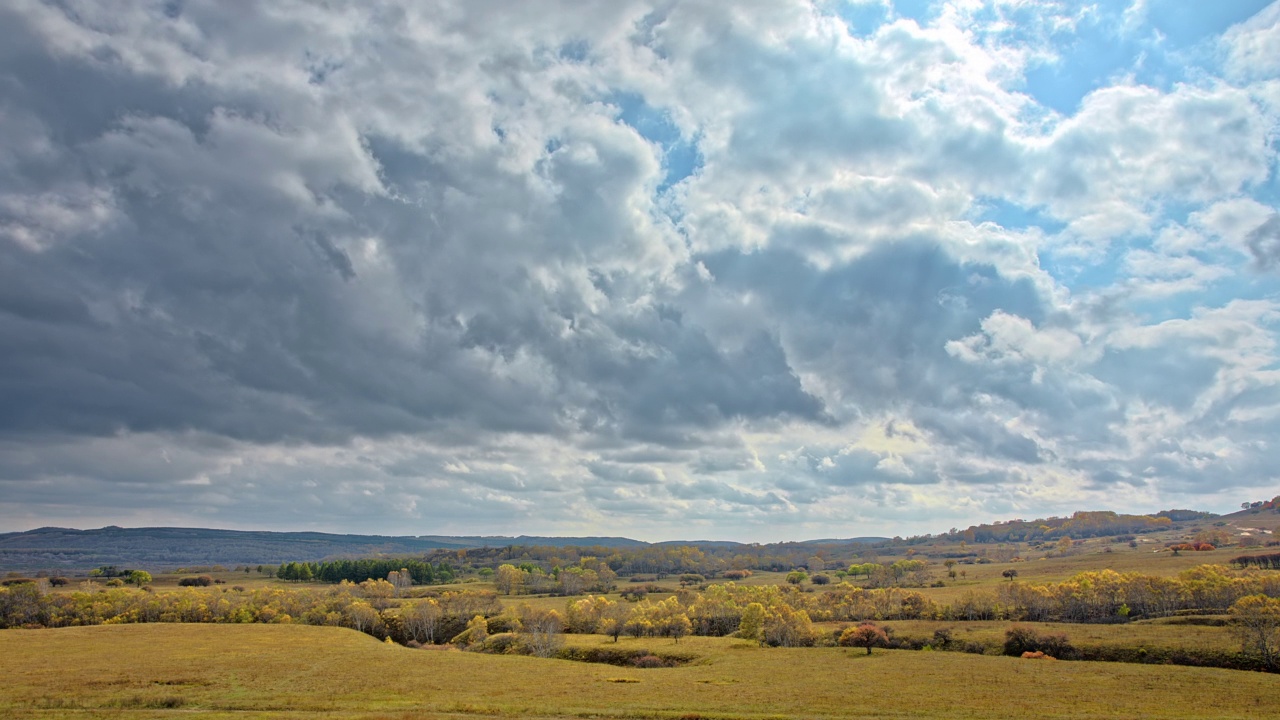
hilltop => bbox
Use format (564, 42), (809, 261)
(4, 499), (1272, 572)
(0, 526), (647, 571)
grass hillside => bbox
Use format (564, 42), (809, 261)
(3, 624), (1278, 719)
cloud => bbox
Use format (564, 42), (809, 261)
(1246, 214), (1280, 270)
(1, 1), (1278, 540)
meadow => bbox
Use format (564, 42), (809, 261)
(3, 623), (1279, 720)
(4, 512), (1279, 718)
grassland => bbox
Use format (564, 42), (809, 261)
(3, 624), (1278, 719)
(8, 519), (1278, 719)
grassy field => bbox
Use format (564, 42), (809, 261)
(849, 618), (1241, 654)
(2, 624), (1278, 720)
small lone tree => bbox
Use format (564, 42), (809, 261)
(1002, 569), (1018, 582)
(840, 623), (890, 655)
(127, 570), (152, 587)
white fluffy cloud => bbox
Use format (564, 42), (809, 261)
(1, 0), (1278, 540)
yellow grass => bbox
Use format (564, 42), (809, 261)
(846, 619), (1241, 654)
(3, 624), (1278, 719)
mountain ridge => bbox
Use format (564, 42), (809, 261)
(0, 525), (892, 571)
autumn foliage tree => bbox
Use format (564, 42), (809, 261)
(1230, 594), (1280, 669)
(839, 623), (889, 655)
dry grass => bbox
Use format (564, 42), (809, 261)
(2, 624), (1278, 719)
(850, 619), (1240, 654)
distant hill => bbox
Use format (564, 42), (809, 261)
(1220, 499), (1280, 533)
(0, 526), (645, 572)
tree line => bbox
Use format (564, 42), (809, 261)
(948, 511), (1177, 545)
(276, 558), (455, 584)
(5, 563), (1276, 635)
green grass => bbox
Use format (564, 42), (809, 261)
(2, 624), (1278, 719)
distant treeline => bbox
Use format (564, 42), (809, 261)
(5, 563), (1277, 635)
(1232, 553), (1280, 570)
(946, 510), (1194, 544)
(281, 543), (879, 584)
(278, 559), (455, 584)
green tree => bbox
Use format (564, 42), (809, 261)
(128, 570), (152, 587)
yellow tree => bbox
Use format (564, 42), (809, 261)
(1230, 594), (1280, 669)
(738, 602), (766, 644)
(495, 564), (525, 595)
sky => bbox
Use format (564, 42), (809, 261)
(1, 0), (1279, 542)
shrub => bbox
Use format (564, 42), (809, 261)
(1021, 651), (1056, 660)
(632, 654), (668, 668)
(932, 628), (954, 649)
(722, 570), (752, 580)
(1003, 625), (1077, 660)
(479, 632), (523, 654)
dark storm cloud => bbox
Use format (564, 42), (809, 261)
(0, 2), (830, 453)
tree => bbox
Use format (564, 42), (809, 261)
(495, 564), (525, 595)
(762, 605), (813, 647)
(387, 569), (413, 596)
(738, 602), (766, 644)
(127, 570), (152, 587)
(785, 571), (807, 585)
(452, 614), (489, 647)
(520, 605), (564, 657)
(0, 582), (44, 628)
(402, 598), (443, 644)
(664, 611), (693, 644)
(346, 602), (379, 634)
(359, 579), (396, 609)
(839, 623), (890, 655)
(1002, 569), (1018, 582)
(1230, 594), (1280, 669)
(599, 601), (629, 642)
